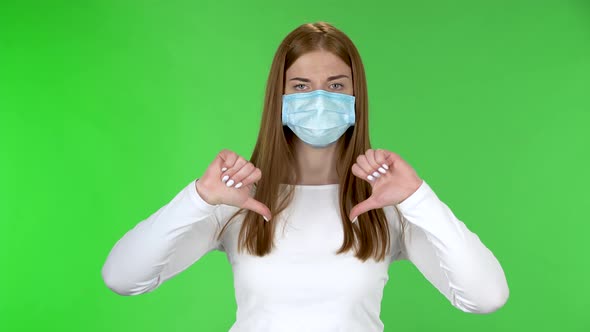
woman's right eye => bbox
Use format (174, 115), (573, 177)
(294, 84), (307, 90)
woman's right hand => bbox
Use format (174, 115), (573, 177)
(195, 149), (272, 221)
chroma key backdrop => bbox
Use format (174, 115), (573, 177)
(1, 1), (589, 331)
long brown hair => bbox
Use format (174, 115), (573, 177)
(216, 21), (406, 262)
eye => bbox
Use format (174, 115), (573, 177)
(294, 83), (308, 90)
(330, 83), (344, 90)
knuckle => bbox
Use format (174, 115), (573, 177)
(254, 168), (262, 176)
(222, 149), (235, 159)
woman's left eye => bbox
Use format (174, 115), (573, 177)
(330, 83), (344, 89)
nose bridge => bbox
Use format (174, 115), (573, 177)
(309, 76), (332, 91)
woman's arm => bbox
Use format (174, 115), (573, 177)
(101, 178), (224, 296)
(389, 180), (509, 314)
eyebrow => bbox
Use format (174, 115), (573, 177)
(288, 74), (350, 82)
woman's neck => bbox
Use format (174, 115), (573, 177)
(292, 137), (340, 185)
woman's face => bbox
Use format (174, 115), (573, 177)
(284, 50), (353, 96)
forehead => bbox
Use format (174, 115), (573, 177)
(285, 50), (351, 78)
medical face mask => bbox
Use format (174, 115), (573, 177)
(281, 89), (356, 148)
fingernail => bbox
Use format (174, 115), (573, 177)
(367, 175), (375, 181)
(372, 171), (380, 178)
(226, 179), (234, 187)
(234, 182), (243, 189)
(221, 167), (228, 172)
(378, 167), (386, 174)
(351, 216), (358, 223)
(263, 215), (269, 222)
(382, 163), (389, 170)
(222, 175), (229, 183)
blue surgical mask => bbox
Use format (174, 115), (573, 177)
(282, 90), (356, 148)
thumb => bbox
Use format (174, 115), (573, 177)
(242, 196), (272, 222)
(349, 196), (380, 223)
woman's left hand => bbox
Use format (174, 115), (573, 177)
(349, 148), (424, 223)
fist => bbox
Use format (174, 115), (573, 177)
(195, 149), (272, 221)
(349, 148), (423, 222)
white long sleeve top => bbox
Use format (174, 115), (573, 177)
(101, 178), (509, 332)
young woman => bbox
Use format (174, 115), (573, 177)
(102, 22), (509, 331)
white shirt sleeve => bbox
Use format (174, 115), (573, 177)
(391, 180), (509, 314)
(101, 178), (224, 296)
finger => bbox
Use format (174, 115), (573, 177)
(227, 163), (256, 189)
(382, 150), (399, 170)
(349, 197), (381, 222)
(373, 149), (389, 174)
(364, 149), (383, 178)
(212, 150), (229, 172)
(222, 155), (248, 185)
(351, 163), (369, 181)
(356, 154), (376, 181)
(241, 197), (272, 222)
(216, 149), (237, 176)
(238, 167), (262, 188)
(218, 149), (238, 171)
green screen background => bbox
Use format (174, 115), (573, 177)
(1, 0), (589, 331)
